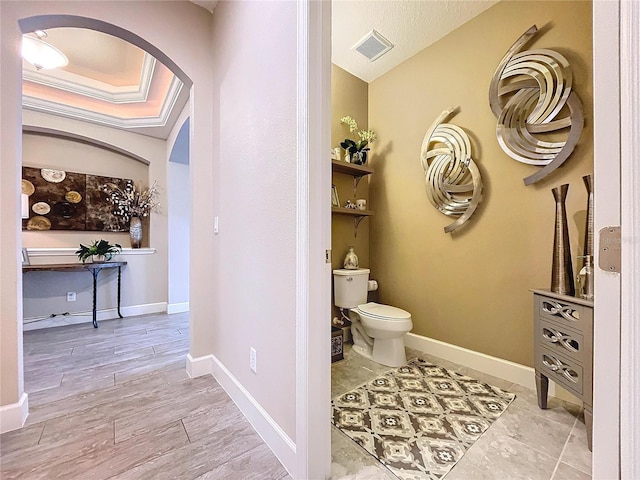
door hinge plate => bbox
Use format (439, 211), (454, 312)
(598, 226), (621, 273)
(325, 249), (332, 263)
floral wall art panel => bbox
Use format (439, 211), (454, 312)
(21, 166), (132, 232)
(85, 175), (130, 232)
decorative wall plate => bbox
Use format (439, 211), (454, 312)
(40, 168), (66, 183)
(26, 216), (52, 231)
(420, 107), (483, 234)
(31, 202), (51, 215)
(489, 25), (583, 186)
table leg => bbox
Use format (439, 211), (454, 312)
(91, 268), (99, 328)
(117, 266), (123, 318)
(584, 403), (593, 451)
(535, 370), (549, 409)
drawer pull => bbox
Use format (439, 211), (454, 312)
(542, 300), (580, 322)
(542, 327), (580, 353)
(542, 354), (579, 384)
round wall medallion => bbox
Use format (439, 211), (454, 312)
(65, 191), (82, 203)
(26, 216), (52, 231)
(21, 179), (35, 196)
(31, 202), (51, 215)
(41, 169), (66, 183)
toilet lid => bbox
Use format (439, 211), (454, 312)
(357, 302), (411, 320)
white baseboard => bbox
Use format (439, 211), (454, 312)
(185, 353), (295, 476)
(23, 302), (167, 331)
(186, 353), (214, 379)
(0, 393), (28, 434)
(167, 302), (189, 314)
(405, 332), (578, 402)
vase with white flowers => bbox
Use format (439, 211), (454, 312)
(339, 115), (377, 165)
(102, 180), (160, 248)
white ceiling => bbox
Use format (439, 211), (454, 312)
(332, 0), (498, 83)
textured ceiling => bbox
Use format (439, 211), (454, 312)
(332, 0), (499, 83)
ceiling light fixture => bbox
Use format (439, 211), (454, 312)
(22, 32), (68, 70)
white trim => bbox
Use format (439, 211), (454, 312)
(206, 354), (296, 477)
(185, 353), (213, 379)
(619, 0), (640, 476)
(23, 302), (167, 330)
(592, 1), (622, 478)
(0, 393), (29, 434)
(296, 1), (332, 479)
(167, 302), (189, 314)
(405, 333), (573, 400)
(25, 247), (156, 257)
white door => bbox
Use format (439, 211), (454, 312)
(592, 0), (639, 477)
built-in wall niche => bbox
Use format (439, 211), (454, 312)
(21, 165), (132, 232)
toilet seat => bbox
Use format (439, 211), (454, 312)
(357, 302), (411, 321)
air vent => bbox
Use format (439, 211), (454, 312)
(353, 30), (394, 62)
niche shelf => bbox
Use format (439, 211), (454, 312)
(331, 160), (374, 237)
(331, 160), (373, 195)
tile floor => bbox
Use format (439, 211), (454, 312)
(0, 313), (290, 480)
(331, 345), (592, 480)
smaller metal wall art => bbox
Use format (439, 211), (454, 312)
(489, 25), (584, 186)
(420, 107), (483, 233)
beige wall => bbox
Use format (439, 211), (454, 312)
(331, 64), (369, 313)
(368, 0), (593, 366)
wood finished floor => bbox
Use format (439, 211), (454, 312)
(0, 313), (290, 480)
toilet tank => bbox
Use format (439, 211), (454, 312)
(333, 268), (370, 308)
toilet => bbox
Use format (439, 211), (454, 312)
(333, 268), (412, 367)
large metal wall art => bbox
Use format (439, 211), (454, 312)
(420, 107), (483, 234)
(489, 25), (584, 186)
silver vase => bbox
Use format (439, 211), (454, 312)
(129, 216), (143, 249)
(551, 184), (574, 295)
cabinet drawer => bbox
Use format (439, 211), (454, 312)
(535, 346), (584, 399)
(535, 295), (588, 333)
(535, 318), (586, 365)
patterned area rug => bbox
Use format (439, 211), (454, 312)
(332, 358), (515, 480)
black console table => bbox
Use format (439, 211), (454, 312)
(23, 261), (127, 328)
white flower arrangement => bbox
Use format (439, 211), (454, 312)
(339, 116), (377, 165)
(340, 116), (377, 146)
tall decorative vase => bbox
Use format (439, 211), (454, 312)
(576, 174), (594, 299)
(129, 216), (143, 249)
(551, 184), (575, 295)
(582, 174), (594, 258)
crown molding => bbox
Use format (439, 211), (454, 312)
(22, 75), (183, 130)
(23, 53), (156, 104)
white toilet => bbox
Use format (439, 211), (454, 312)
(333, 268), (412, 367)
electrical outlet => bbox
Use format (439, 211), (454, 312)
(66, 292), (77, 302)
(250, 347), (257, 373)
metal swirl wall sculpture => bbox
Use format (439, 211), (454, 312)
(420, 107), (483, 234)
(489, 25), (584, 186)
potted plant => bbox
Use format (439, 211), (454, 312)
(339, 116), (377, 165)
(76, 240), (122, 264)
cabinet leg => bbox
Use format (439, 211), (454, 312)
(535, 370), (549, 409)
(584, 404), (593, 452)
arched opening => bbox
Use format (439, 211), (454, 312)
(1, 6), (214, 438)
